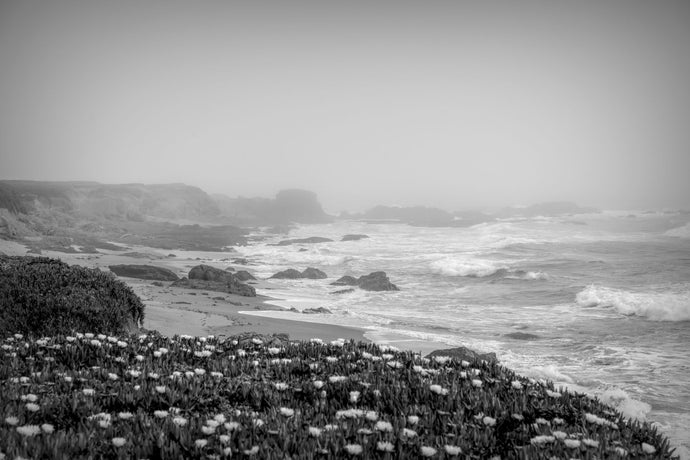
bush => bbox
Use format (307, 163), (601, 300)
(0, 256), (145, 336)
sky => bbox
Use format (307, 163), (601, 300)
(1, 0), (689, 213)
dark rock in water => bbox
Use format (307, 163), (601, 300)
(331, 275), (359, 286)
(298, 248), (308, 252)
(330, 288), (356, 295)
(212, 296), (225, 301)
(301, 267), (327, 279)
(270, 268), (304, 279)
(330, 272), (399, 291)
(109, 264), (179, 281)
(341, 234), (369, 242)
(189, 264), (235, 283)
(275, 237), (334, 246)
(151, 281), (165, 287)
(358, 271), (399, 291)
(234, 270), (256, 281)
(167, 254), (176, 258)
(123, 251), (164, 259)
(426, 347), (498, 363)
(232, 258), (249, 265)
(302, 307), (332, 314)
(224, 266), (236, 272)
(504, 332), (540, 340)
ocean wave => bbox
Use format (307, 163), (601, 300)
(505, 270), (550, 281)
(429, 258), (508, 277)
(664, 222), (690, 238)
(576, 285), (690, 322)
(595, 387), (652, 421)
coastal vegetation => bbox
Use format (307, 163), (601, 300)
(0, 332), (675, 459)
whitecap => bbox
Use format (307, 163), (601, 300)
(429, 258), (507, 277)
(664, 222), (690, 238)
(576, 285), (690, 322)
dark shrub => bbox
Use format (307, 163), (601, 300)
(0, 256), (145, 336)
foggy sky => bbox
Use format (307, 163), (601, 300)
(1, 0), (689, 212)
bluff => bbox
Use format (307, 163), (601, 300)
(213, 189), (332, 225)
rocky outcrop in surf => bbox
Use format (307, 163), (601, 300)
(341, 234), (369, 241)
(171, 264), (256, 297)
(275, 237), (334, 246)
(270, 267), (328, 280)
(331, 271), (399, 291)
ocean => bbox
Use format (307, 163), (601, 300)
(233, 211), (690, 457)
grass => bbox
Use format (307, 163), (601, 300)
(0, 332), (677, 459)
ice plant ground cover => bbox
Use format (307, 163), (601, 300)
(0, 333), (677, 459)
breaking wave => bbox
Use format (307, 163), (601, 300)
(664, 223), (690, 238)
(576, 285), (690, 322)
(430, 258), (508, 277)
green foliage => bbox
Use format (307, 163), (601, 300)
(0, 256), (145, 337)
(0, 333), (677, 459)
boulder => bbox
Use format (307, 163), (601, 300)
(426, 347), (498, 363)
(341, 234), (369, 242)
(276, 237), (334, 246)
(270, 268), (304, 279)
(301, 267), (327, 279)
(330, 288), (355, 295)
(108, 264), (179, 281)
(504, 332), (540, 340)
(224, 267), (236, 272)
(357, 271), (399, 291)
(234, 270), (256, 281)
(232, 258), (249, 265)
(189, 264), (235, 283)
(331, 275), (359, 286)
(302, 307), (332, 314)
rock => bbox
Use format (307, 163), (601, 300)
(108, 264), (179, 281)
(189, 264), (235, 283)
(331, 275), (359, 286)
(151, 281), (164, 287)
(224, 267), (236, 272)
(232, 258), (249, 265)
(426, 347), (498, 363)
(298, 248), (308, 252)
(122, 251), (164, 259)
(341, 234), (369, 242)
(301, 267), (327, 279)
(357, 271), (399, 291)
(330, 288), (355, 295)
(234, 270), (256, 281)
(302, 307), (332, 314)
(171, 277), (256, 297)
(275, 237), (334, 246)
(504, 332), (540, 340)
(270, 268), (304, 279)
(212, 296), (225, 301)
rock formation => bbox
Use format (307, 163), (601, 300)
(108, 264), (179, 281)
(171, 264), (256, 296)
(331, 272), (399, 291)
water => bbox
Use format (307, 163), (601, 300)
(232, 210), (690, 456)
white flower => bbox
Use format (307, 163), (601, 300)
(219, 434), (230, 443)
(349, 391), (360, 403)
(444, 445), (462, 456)
(326, 356), (339, 363)
(90, 340), (101, 347)
(66, 336), (76, 342)
(236, 349), (246, 357)
(313, 380), (324, 389)
(582, 438), (599, 448)
(173, 416), (188, 426)
(530, 435), (555, 446)
(310, 338), (323, 344)
(148, 372), (160, 379)
(211, 371), (223, 378)
(84, 333), (94, 339)
(308, 427), (322, 437)
(387, 360), (403, 369)
(154, 410), (168, 418)
(224, 421), (241, 431)
(41, 423), (54, 433)
(535, 417), (549, 425)
(377, 441), (394, 452)
(552, 431), (567, 440)
(614, 447), (628, 457)
(213, 414), (226, 423)
(108, 373), (118, 381)
(251, 338), (263, 345)
(25, 403), (40, 412)
(472, 379), (482, 388)
(223, 447), (232, 456)
(280, 407), (294, 417)
(99, 420), (110, 428)
(375, 421), (393, 432)
(155, 385), (166, 394)
(111, 437), (127, 447)
(552, 417), (564, 425)
(546, 389), (561, 398)
(64, 376), (73, 383)
(433, 355), (450, 364)
(407, 415), (419, 425)
(133, 385), (141, 391)
(268, 347), (280, 355)
(564, 439), (581, 448)
(128, 370), (141, 378)
(22, 394), (38, 402)
(365, 411), (378, 421)
(344, 444), (362, 455)
(118, 412), (133, 420)
(5, 416), (19, 426)
(205, 420), (220, 428)
(483, 416), (496, 427)
(82, 389), (95, 396)
(420, 446), (437, 457)
(641, 443), (656, 454)
(153, 351), (162, 358)
(429, 384), (448, 395)
(201, 425), (215, 435)
(16, 425), (41, 436)
(274, 382), (289, 390)
(402, 428), (417, 438)
(135, 355), (144, 362)
(195, 439), (208, 448)
(357, 428), (372, 435)
(243, 446), (259, 455)
(194, 368), (206, 376)
(511, 380), (523, 390)
(253, 419), (264, 427)
(117, 341), (128, 348)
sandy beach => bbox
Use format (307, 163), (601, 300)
(1, 240), (368, 343)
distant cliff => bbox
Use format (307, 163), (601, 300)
(214, 189), (332, 225)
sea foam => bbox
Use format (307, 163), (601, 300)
(664, 222), (690, 238)
(576, 285), (690, 322)
(429, 258), (507, 277)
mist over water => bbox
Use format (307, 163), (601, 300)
(234, 210), (690, 456)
